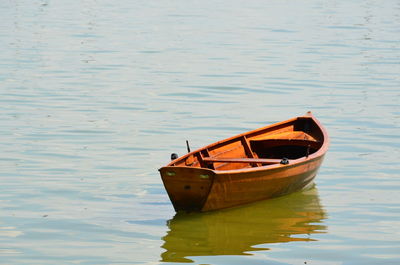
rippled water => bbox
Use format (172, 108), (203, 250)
(1, 0), (399, 264)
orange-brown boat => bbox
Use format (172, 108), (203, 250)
(159, 112), (329, 212)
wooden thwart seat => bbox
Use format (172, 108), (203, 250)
(250, 131), (318, 142)
(203, 157), (283, 164)
(250, 138), (321, 150)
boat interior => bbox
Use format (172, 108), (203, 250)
(171, 117), (324, 171)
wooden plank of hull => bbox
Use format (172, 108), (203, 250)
(202, 156), (325, 211)
(160, 155), (324, 212)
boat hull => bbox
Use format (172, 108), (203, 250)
(159, 112), (329, 212)
(161, 155), (324, 212)
(202, 155), (324, 211)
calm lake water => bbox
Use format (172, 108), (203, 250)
(1, 0), (399, 264)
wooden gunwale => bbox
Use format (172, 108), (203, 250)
(166, 112), (329, 174)
(214, 154), (323, 174)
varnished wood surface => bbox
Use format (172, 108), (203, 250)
(159, 112), (329, 212)
(202, 157), (282, 164)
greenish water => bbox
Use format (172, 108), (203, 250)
(161, 189), (326, 263)
(0, 0), (399, 264)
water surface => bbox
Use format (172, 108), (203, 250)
(0, 0), (399, 264)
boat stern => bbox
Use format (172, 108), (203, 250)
(159, 166), (215, 212)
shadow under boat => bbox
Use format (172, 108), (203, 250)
(160, 186), (327, 263)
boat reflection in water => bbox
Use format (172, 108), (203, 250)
(161, 187), (327, 263)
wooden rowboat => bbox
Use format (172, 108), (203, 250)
(159, 112), (329, 212)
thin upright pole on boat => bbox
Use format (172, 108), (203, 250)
(186, 140), (191, 153)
